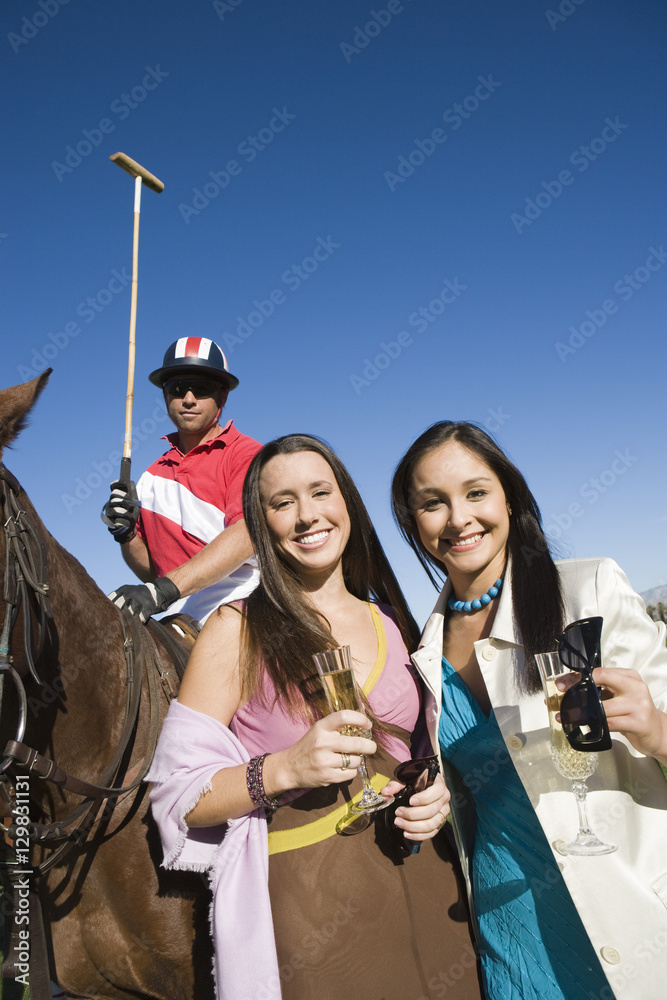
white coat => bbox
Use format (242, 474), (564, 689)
(412, 557), (667, 1000)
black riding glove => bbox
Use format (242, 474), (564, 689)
(101, 480), (141, 544)
(108, 577), (181, 623)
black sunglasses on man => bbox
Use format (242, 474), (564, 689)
(163, 378), (222, 399)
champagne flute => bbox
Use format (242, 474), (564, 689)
(536, 651), (617, 856)
(312, 646), (392, 813)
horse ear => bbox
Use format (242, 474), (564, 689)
(0, 370), (52, 457)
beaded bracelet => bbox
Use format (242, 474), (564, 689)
(246, 753), (280, 814)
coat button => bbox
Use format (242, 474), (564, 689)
(507, 735), (523, 751)
(481, 647), (496, 661)
(600, 946), (621, 965)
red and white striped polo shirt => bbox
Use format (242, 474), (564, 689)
(136, 420), (262, 622)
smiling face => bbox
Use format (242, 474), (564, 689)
(259, 450), (351, 581)
(410, 439), (510, 593)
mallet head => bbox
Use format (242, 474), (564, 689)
(110, 152), (164, 193)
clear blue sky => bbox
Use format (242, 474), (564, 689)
(3, 0), (665, 624)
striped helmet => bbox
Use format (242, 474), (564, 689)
(149, 338), (239, 390)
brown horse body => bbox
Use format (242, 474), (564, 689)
(0, 374), (213, 999)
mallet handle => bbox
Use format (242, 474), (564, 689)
(110, 152), (164, 478)
(123, 175), (142, 461)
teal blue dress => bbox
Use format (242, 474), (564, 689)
(438, 658), (609, 1000)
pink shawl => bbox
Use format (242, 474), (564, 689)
(146, 700), (281, 1000)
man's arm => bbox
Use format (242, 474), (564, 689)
(109, 519), (255, 622)
(120, 534), (155, 583)
(163, 519), (254, 598)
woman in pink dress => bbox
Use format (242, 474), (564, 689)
(149, 434), (483, 1000)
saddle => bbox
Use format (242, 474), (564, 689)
(147, 612), (201, 696)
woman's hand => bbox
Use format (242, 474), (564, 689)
(557, 668), (667, 763)
(595, 667), (667, 761)
(380, 772), (451, 842)
(265, 711), (377, 794)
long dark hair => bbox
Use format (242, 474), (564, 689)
(391, 421), (564, 693)
(238, 434), (420, 719)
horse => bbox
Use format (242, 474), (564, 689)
(0, 373), (214, 1000)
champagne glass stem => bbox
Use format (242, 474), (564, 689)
(572, 780), (596, 839)
(557, 778), (617, 855)
(349, 733), (391, 813)
(357, 755), (374, 795)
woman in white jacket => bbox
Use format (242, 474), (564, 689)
(391, 420), (667, 1000)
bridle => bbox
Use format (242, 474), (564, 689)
(0, 462), (52, 768)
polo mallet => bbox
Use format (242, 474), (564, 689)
(109, 151), (164, 484)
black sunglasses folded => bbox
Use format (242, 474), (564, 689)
(556, 616), (612, 752)
(383, 755), (440, 857)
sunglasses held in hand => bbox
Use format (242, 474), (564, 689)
(384, 755), (441, 858)
(556, 616), (612, 752)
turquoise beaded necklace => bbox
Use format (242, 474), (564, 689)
(447, 577), (503, 613)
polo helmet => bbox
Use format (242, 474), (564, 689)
(149, 338), (239, 390)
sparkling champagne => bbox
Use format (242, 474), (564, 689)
(320, 668), (370, 738)
(545, 678), (598, 780)
(551, 744), (597, 780)
(321, 667), (359, 714)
